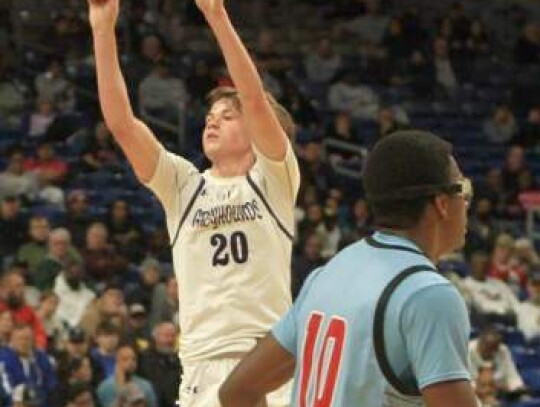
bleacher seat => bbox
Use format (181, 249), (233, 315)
(508, 399), (540, 407)
(520, 369), (540, 393)
(510, 347), (540, 370)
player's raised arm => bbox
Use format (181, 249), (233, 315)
(88, 0), (160, 182)
(196, 0), (288, 161)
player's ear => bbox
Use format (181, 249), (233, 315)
(432, 194), (450, 220)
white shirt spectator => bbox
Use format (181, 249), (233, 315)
(517, 300), (540, 341)
(305, 40), (343, 84)
(139, 66), (188, 113)
(328, 78), (379, 120)
(462, 276), (519, 316)
(469, 339), (524, 392)
(54, 273), (96, 328)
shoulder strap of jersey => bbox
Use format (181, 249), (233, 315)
(373, 264), (437, 397)
(170, 178), (206, 248)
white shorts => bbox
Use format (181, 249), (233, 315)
(179, 357), (291, 407)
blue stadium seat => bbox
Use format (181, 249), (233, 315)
(520, 369), (540, 392)
(511, 347), (540, 370)
(508, 399), (540, 407)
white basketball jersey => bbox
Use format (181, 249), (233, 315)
(146, 144), (300, 362)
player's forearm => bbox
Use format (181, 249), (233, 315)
(204, 9), (267, 108)
(91, 26), (136, 135)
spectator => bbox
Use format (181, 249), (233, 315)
(149, 276), (178, 328)
(90, 322), (120, 380)
(468, 326), (526, 398)
(291, 233), (325, 300)
(465, 19), (491, 60)
(347, 198), (371, 239)
(185, 59), (215, 105)
(79, 286), (126, 338)
(138, 322), (180, 407)
(105, 200), (144, 263)
(123, 304), (150, 352)
(125, 258), (164, 315)
(0, 270), (47, 349)
(0, 196), (27, 264)
(138, 62), (188, 125)
(62, 190), (94, 249)
(0, 310), (13, 346)
(0, 324), (58, 407)
(11, 383), (40, 407)
(97, 345), (157, 407)
(483, 105), (519, 145)
(80, 121), (122, 173)
(24, 142), (69, 186)
(0, 148), (38, 202)
(130, 34), (168, 82)
(320, 209), (342, 259)
(515, 106), (540, 149)
(16, 216), (50, 276)
(82, 223), (128, 287)
(476, 168), (509, 218)
(304, 37), (343, 84)
(145, 228), (171, 264)
(375, 106), (408, 141)
(406, 50), (435, 98)
(465, 198), (501, 257)
(462, 251), (519, 326)
(501, 146), (529, 215)
(63, 383), (95, 407)
(254, 29), (291, 79)
(382, 16), (412, 62)
(34, 228), (81, 291)
(517, 269), (540, 342)
(514, 23), (540, 65)
(298, 140), (337, 201)
(325, 111), (362, 164)
(433, 37), (459, 96)
(328, 71), (380, 120)
(53, 261), (95, 329)
(35, 292), (61, 349)
(24, 98), (56, 139)
(34, 58), (75, 114)
(0, 57), (26, 129)
(475, 365), (501, 407)
(344, 0), (390, 46)
(514, 238), (540, 275)
(488, 233), (527, 296)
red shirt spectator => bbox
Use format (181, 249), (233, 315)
(488, 233), (527, 296)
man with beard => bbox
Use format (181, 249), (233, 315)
(97, 345), (156, 407)
(0, 270), (47, 349)
(53, 261), (95, 329)
(138, 322), (180, 407)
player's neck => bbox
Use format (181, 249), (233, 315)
(210, 155), (255, 178)
(378, 227), (439, 263)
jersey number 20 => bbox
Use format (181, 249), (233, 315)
(211, 232), (248, 266)
(299, 312), (347, 407)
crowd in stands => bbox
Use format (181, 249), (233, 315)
(1, 0), (540, 406)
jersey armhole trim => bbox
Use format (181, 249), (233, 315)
(366, 236), (425, 257)
(246, 174), (293, 241)
(373, 264), (437, 397)
(170, 178), (206, 248)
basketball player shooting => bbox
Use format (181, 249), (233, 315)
(88, 0), (299, 406)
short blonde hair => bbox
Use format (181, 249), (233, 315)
(207, 86), (296, 141)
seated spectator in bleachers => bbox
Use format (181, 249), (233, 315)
(346, 198), (371, 240)
(24, 142), (68, 187)
(0, 196), (28, 265)
(129, 34), (169, 83)
(280, 82), (319, 130)
(115, 383), (150, 407)
(11, 383), (41, 407)
(123, 304), (151, 353)
(297, 203), (327, 247)
(433, 36), (459, 96)
(34, 58), (75, 114)
(0, 310), (13, 347)
(138, 322), (180, 407)
(501, 146), (530, 216)
(325, 111), (363, 165)
(476, 169), (509, 219)
(185, 59), (215, 106)
(0, 270), (47, 349)
(90, 321), (121, 380)
(465, 198), (501, 257)
(304, 37), (343, 84)
(61, 190), (95, 249)
(82, 223), (128, 288)
(0, 56), (26, 130)
(517, 269), (540, 342)
(465, 19), (492, 62)
(515, 106), (540, 149)
(0, 148), (38, 203)
(106, 200), (144, 264)
(16, 216), (50, 276)
(462, 251), (519, 326)
(125, 258), (164, 316)
(34, 228), (81, 292)
(298, 140), (337, 201)
(375, 106), (409, 142)
(54, 261), (95, 330)
(0, 324), (58, 407)
(514, 23), (540, 66)
(382, 16), (414, 63)
(475, 365), (501, 407)
(469, 326), (526, 400)
(80, 286), (126, 338)
(138, 62), (188, 126)
(344, 0), (390, 46)
(514, 238), (540, 276)
(144, 227), (172, 265)
(255, 59), (283, 100)
(149, 276), (178, 328)
(320, 208), (342, 260)
(291, 233), (325, 300)
(405, 50), (436, 98)
(80, 121), (122, 173)
(488, 234), (527, 297)
(483, 105), (519, 145)
(255, 29), (292, 79)
(62, 382), (96, 407)
(35, 291), (62, 350)
(328, 71), (380, 120)
(23, 98), (56, 139)
(97, 344), (157, 407)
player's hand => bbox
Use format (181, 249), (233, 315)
(195, 0), (225, 17)
(87, 0), (120, 31)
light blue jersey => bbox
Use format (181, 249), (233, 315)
(273, 232), (471, 406)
